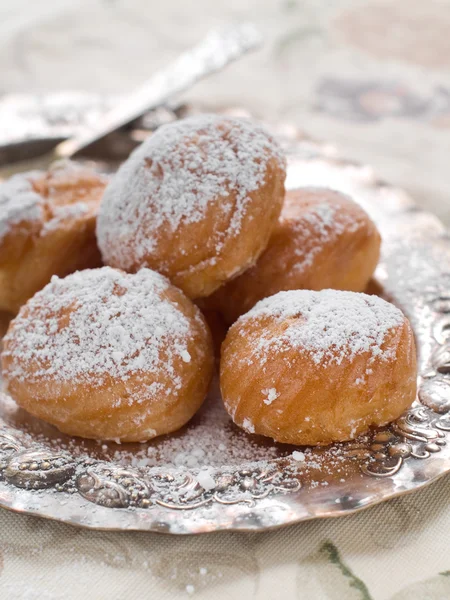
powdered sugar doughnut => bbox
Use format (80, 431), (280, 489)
(2, 267), (214, 442)
(206, 188), (381, 323)
(220, 289), (416, 446)
(0, 161), (107, 314)
(96, 115), (286, 298)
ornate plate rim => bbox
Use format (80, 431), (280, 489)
(0, 459), (449, 534)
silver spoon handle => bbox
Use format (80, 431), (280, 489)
(54, 23), (262, 159)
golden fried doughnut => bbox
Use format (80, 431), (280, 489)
(0, 161), (107, 314)
(220, 289), (416, 446)
(2, 267), (214, 442)
(97, 115), (286, 298)
(206, 188), (381, 323)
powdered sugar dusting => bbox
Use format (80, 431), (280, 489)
(287, 189), (362, 276)
(0, 171), (44, 242)
(97, 114), (286, 269)
(242, 417), (255, 433)
(109, 390), (280, 468)
(4, 383), (362, 484)
(195, 468), (216, 491)
(239, 289), (405, 367)
(3, 267), (203, 395)
(0, 161), (105, 243)
(262, 387), (279, 405)
(41, 202), (89, 233)
(292, 450), (305, 462)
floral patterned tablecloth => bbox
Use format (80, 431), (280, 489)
(0, 1), (449, 598)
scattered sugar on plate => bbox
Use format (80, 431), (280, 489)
(195, 469), (216, 491)
(4, 381), (363, 483)
(0, 374), (362, 506)
(292, 451), (305, 462)
(242, 418), (255, 434)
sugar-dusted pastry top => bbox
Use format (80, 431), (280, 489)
(278, 188), (365, 277)
(0, 170), (43, 241)
(3, 267), (206, 393)
(97, 114), (286, 271)
(235, 289), (405, 367)
(0, 161), (107, 245)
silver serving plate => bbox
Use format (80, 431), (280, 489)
(0, 96), (449, 534)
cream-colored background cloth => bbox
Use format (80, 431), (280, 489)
(0, 476), (449, 599)
(0, 1), (449, 598)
